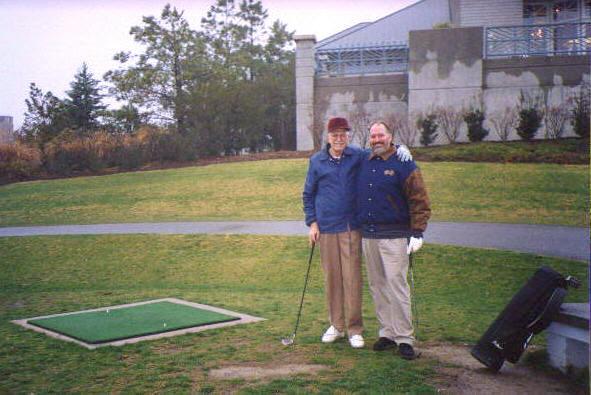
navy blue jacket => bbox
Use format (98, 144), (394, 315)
(357, 148), (431, 239)
(302, 145), (363, 233)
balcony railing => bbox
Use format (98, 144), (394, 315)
(485, 20), (591, 58)
(315, 43), (408, 76)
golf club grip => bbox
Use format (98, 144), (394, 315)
(293, 243), (315, 336)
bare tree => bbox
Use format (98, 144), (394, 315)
(434, 106), (464, 143)
(348, 106), (371, 148)
(385, 113), (417, 147)
(307, 110), (324, 151)
(489, 107), (518, 141)
(544, 103), (570, 139)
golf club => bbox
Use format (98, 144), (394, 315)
(409, 252), (419, 341)
(281, 243), (316, 346)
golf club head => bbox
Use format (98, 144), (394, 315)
(281, 334), (295, 346)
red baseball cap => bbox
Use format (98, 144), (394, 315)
(327, 117), (351, 133)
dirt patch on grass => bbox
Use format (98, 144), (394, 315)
(209, 364), (328, 380)
(422, 343), (587, 395)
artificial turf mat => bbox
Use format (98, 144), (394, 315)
(27, 301), (240, 344)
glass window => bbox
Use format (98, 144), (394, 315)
(524, 1), (550, 24)
(584, 0), (591, 19)
(553, 1), (579, 22)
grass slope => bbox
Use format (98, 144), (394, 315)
(0, 159), (588, 227)
(1, 235), (587, 393)
(414, 138), (589, 164)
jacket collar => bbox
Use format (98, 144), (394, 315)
(319, 144), (354, 161)
(369, 144), (396, 161)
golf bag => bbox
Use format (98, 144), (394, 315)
(470, 266), (580, 372)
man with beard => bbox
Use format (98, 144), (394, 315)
(357, 120), (431, 359)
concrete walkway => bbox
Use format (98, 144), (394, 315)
(0, 221), (588, 262)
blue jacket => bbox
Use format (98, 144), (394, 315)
(302, 145), (363, 233)
(357, 148), (431, 239)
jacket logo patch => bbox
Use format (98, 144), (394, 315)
(384, 169), (396, 176)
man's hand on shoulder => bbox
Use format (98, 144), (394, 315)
(396, 144), (413, 162)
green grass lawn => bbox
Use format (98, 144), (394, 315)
(0, 159), (588, 227)
(1, 234), (587, 393)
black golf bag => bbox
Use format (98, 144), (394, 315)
(471, 266), (580, 372)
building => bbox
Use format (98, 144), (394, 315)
(295, 0), (591, 149)
(0, 116), (14, 144)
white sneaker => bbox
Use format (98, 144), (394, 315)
(321, 326), (345, 343)
(349, 334), (365, 348)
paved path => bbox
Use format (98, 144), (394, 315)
(0, 221), (588, 262)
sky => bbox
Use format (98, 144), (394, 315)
(0, 0), (417, 130)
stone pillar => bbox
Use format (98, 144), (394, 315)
(295, 35), (316, 151)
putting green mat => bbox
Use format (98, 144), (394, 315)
(28, 301), (240, 344)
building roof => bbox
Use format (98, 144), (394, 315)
(316, 0), (450, 50)
(316, 22), (372, 48)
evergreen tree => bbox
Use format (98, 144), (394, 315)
(20, 83), (69, 146)
(64, 63), (105, 134)
(418, 114), (438, 146)
(201, 0), (245, 73)
(464, 108), (489, 142)
(105, 4), (207, 134)
(104, 103), (142, 134)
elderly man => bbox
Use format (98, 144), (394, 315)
(357, 120), (431, 360)
(302, 117), (412, 349)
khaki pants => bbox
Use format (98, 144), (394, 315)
(362, 237), (414, 345)
(318, 230), (363, 336)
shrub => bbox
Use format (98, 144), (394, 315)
(417, 113), (438, 146)
(489, 107), (518, 141)
(571, 82), (590, 139)
(464, 108), (489, 142)
(386, 113), (417, 147)
(544, 104), (570, 139)
(516, 90), (544, 141)
(0, 142), (42, 182)
(435, 106), (463, 143)
(348, 107), (371, 148)
(135, 126), (195, 162)
(43, 137), (102, 174)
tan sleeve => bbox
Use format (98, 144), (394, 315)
(403, 169), (431, 233)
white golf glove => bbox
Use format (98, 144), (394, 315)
(396, 144), (412, 162)
(407, 237), (423, 255)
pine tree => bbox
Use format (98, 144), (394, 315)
(20, 83), (69, 146)
(105, 4), (206, 135)
(64, 63), (105, 134)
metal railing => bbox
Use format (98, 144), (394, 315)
(485, 20), (591, 58)
(315, 43), (408, 76)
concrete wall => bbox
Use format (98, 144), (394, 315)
(0, 116), (14, 144)
(314, 74), (408, 146)
(484, 55), (591, 139)
(408, 27), (484, 144)
(407, 26), (589, 144)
